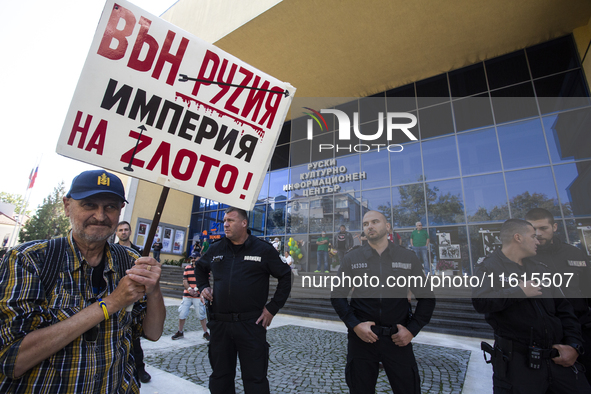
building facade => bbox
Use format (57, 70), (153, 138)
(126, 0), (591, 270)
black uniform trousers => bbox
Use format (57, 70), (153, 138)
(581, 328), (591, 385)
(493, 346), (591, 394)
(207, 318), (270, 394)
(346, 331), (420, 394)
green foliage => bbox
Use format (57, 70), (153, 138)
(19, 182), (70, 242)
(0, 192), (31, 216)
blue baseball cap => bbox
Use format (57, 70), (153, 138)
(66, 170), (128, 203)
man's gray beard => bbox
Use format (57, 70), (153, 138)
(70, 218), (115, 243)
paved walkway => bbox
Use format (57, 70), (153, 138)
(139, 297), (494, 394)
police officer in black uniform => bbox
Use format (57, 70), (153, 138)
(525, 208), (591, 383)
(195, 207), (292, 394)
(472, 219), (590, 393)
(331, 210), (435, 394)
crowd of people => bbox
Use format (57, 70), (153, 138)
(1, 169), (590, 393)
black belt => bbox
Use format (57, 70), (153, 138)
(210, 311), (261, 322)
(495, 335), (558, 359)
(371, 325), (398, 336)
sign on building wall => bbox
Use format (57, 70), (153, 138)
(56, 0), (296, 210)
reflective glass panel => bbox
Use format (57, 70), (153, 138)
(457, 127), (502, 176)
(463, 173), (508, 222)
(468, 223), (503, 267)
(418, 102), (454, 139)
(497, 119), (550, 170)
(289, 164), (309, 200)
(391, 142), (422, 185)
(249, 205), (266, 236)
(361, 188), (392, 222)
(504, 167), (560, 218)
(266, 201), (286, 235)
(287, 199), (308, 234)
(392, 183), (426, 228)
(309, 195), (334, 233)
(361, 150), (389, 189)
(553, 162), (591, 217)
(422, 135), (460, 181)
(290, 139), (311, 166)
(565, 218), (591, 255)
(542, 108), (591, 163)
(257, 173), (269, 203)
(334, 191), (362, 232)
(426, 179), (465, 226)
(269, 169), (289, 201)
(335, 154), (361, 193)
(453, 93), (494, 132)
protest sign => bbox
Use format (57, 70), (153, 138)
(57, 0), (295, 210)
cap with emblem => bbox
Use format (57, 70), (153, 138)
(66, 170), (128, 203)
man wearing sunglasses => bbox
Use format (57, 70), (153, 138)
(0, 170), (166, 393)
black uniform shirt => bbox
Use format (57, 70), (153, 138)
(472, 248), (582, 348)
(535, 236), (591, 325)
(331, 242), (435, 336)
(195, 235), (292, 315)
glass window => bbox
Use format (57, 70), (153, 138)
(334, 192), (362, 232)
(416, 74), (450, 108)
(290, 115), (308, 142)
(290, 139), (311, 166)
(448, 62), (487, 98)
(289, 164), (309, 200)
(553, 162), (591, 217)
(542, 108), (591, 163)
(361, 150), (389, 189)
(271, 144), (289, 170)
(485, 49), (529, 90)
(426, 179), (465, 226)
(526, 35), (579, 79)
(361, 188), (392, 222)
(309, 195), (334, 233)
(463, 173), (508, 222)
(453, 93), (494, 132)
(269, 169), (289, 200)
(359, 96), (386, 125)
(266, 201), (286, 235)
(256, 173), (269, 203)
(422, 135), (460, 181)
(392, 182), (426, 227)
(386, 84), (417, 113)
(249, 205), (266, 236)
(287, 199), (309, 234)
(277, 121), (291, 145)
(535, 70), (590, 114)
(504, 167), (560, 218)
(497, 119), (550, 170)
(335, 154), (361, 193)
(418, 102), (455, 139)
(457, 127), (502, 176)
(311, 132), (334, 162)
(391, 142), (423, 185)
(357, 119), (389, 147)
(490, 84), (538, 124)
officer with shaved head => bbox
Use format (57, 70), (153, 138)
(331, 210), (435, 394)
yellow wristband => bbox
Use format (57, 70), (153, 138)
(98, 299), (109, 321)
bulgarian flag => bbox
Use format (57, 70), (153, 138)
(27, 166), (38, 189)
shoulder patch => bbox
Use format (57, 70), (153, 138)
(477, 257), (485, 265)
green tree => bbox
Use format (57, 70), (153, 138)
(0, 192), (31, 216)
(19, 182), (70, 242)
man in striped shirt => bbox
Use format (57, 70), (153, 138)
(0, 170), (166, 393)
(171, 251), (210, 341)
